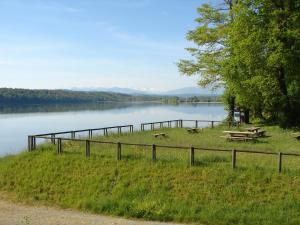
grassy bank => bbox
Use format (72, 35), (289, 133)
(1, 125), (300, 225)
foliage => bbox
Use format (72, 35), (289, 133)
(0, 88), (163, 104)
(178, 0), (300, 127)
(1, 125), (300, 225)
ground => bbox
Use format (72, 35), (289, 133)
(0, 200), (184, 225)
(0, 124), (300, 225)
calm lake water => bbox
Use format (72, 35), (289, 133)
(0, 102), (226, 156)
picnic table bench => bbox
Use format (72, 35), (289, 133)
(222, 131), (257, 141)
(154, 133), (167, 138)
(186, 128), (201, 134)
(292, 133), (300, 140)
(244, 127), (266, 137)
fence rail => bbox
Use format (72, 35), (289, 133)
(33, 125), (134, 142)
(140, 119), (226, 131)
(29, 135), (300, 174)
(27, 119), (299, 173)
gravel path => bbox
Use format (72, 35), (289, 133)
(0, 200), (187, 225)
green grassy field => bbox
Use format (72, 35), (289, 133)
(1, 124), (300, 225)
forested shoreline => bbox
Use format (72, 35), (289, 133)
(0, 88), (222, 105)
(0, 88), (161, 104)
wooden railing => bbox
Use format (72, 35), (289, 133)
(30, 135), (300, 173)
(140, 119), (226, 131)
(26, 118), (300, 174)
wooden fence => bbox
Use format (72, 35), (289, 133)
(27, 119), (299, 173)
(30, 135), (300, 173)
(140, 119), (225, 131)
(32, 124), (134, 144)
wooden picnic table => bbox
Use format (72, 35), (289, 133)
(186, 128), (201, 133)
(222, 131), (257, 141)
(244, 127), (261, 133)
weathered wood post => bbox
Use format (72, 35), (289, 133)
(180, 120), (183, 128)
(88, 130), (93, 139)
(278, 152), (282, 173)
(160, 122), (163, 128)
(152, 144), (156, 161)
(190, 147), (195, 166)
(118, 127), (121, 134)
(116, 142), (121, 160)
(71, 131), (75, 139)
(130, 125), (134, 133)
(195, 121), (198, 128)
(51, 134), (56, 144)
(30, 136), (36, 150)
(151, 123), (154, 130)
(28, 136), (32, 151)
(232, 149), (237, 169)
(86, 140), (90, 158)
(57, 138), (62, 154)
(211, 121), (214, 128)
(104, 128), (108, 136)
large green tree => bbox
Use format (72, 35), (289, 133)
(178, 0), (300, 127)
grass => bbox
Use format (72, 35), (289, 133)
(1, 124), (300, 225)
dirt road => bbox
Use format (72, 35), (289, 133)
(0, 200), (187, 225)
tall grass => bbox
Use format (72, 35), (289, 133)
(0, 125), (300, 225)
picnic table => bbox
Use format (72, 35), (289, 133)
(222, 131), (257, 141)
(186, 128), (201, 134)
(292, 133), (300, 140)
(154, 133), (167, 138)
(244, 127), (266, 137)
(245, 127), (261, 132)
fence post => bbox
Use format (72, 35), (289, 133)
(116, 142), (121, 160)
(57, 138), (62, 154)
(195, 121), (198, 128)
(180, 120), (183, 128)
(29, 136), (36, 150)
(28, 136), (32, 151)
(86, 140), (90, 158)
(33, 136), (36, 150)
(190, 147), (195, 166)
(160, 122), (163, 128)
(151, 123), (154, 130)
(71, 131), (75, 139)
(232, 149), (236, 169)
(278, 152), (282, 173)
(89, 130), (93, 139)
(51, 134), (56, 144)
(152, 144), (156, 161)
(211, 121), (214, 128)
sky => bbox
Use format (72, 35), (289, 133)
(0, 0), (221, 91)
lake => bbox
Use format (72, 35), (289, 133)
(0, 102), (226, 156)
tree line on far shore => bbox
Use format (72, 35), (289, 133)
(0, 88), (221, 105)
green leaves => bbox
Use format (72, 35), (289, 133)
(179, 0), (300, 127)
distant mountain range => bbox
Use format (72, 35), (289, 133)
(71, 86), (223, 97)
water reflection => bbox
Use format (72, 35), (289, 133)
(0, 103), (226, 156)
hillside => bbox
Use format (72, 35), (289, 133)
(0, 88), (161, 104)
(1, 125), (300, 225)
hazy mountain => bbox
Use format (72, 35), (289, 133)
(71, 87), (147, 95)
(71, 86), (224, 97)
(159, 87), (224, 97)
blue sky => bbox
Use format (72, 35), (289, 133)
(0, 0), (220, 91)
